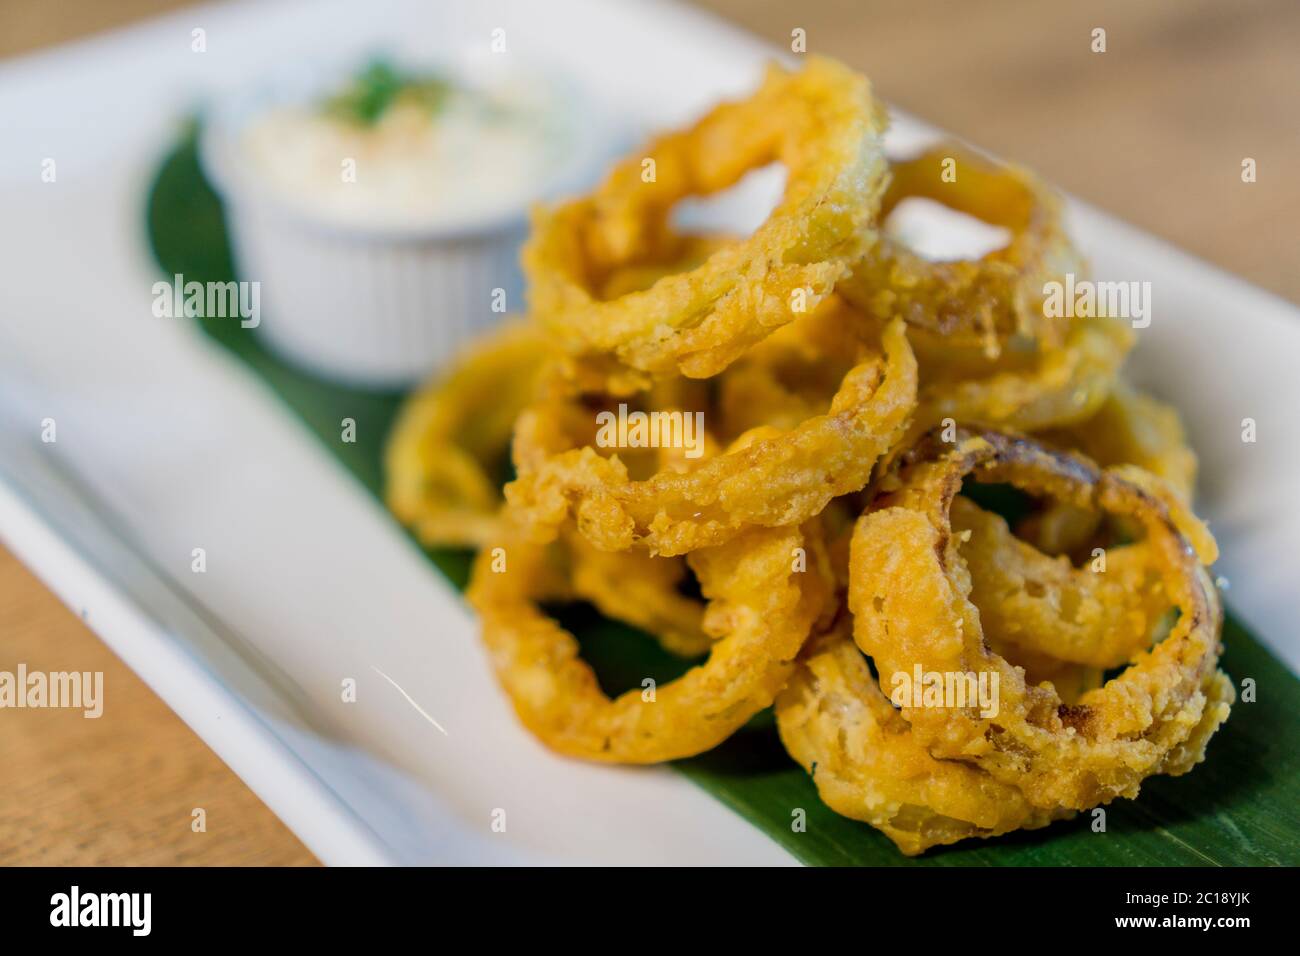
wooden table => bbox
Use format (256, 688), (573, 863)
(1, 0), (1295, 866)
(0, 549), (316, 865)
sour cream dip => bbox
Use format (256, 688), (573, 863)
(239, 62), (576, 231)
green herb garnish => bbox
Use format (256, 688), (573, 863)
(322, 60), (452, 126)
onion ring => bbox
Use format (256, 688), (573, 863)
(909, 316), (1132, 439)
(716, 295), (864, 439)
(468, 520), (831, 762)
(776, 616), (1071, 856)
(1043, 381), (1196, 498)
(504, 317), (916, 556)
(954, 495), (1172, 669)
(523, 57), (889, 387)
(1023, 382), (1198, 556)
(851, 427), (1232, 810)
(840, 143), (1086, 359)
(384, 321), (548, 548)
(567, 531), (711, 658)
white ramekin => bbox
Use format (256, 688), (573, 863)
(198, 62), (610, 389)
(210, 193), (527, 388)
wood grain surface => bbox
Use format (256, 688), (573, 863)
(0, 548), (316, 865)
(0, 0), (1295, 866)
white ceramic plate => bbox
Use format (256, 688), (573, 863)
(1, 0), (1296, 866)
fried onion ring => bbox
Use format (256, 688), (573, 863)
(504, 317), (916, 556)
(1044, 381), (1197, 498)
(523, 57), (889, 387)
(384, 321), (548, 548)
(840, 143), (1086, 359)
(851, 428), (1232, 810)
(468, 521), (830, 762)
(909, 317), (1132, 439)
(567, 533), (710, 658)
(954, 496), (1171, 669)
(1022, 382), (1198, 557)
(716, 294), (863, 439)
(776, 617), (1071, 856)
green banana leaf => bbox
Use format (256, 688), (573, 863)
(145, 129), (1298, 866)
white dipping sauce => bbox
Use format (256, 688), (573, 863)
(241, 77), (570, 230)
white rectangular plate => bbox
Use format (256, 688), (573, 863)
(1, 0), (1296, 865)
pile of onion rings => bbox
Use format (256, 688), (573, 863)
(385, 56), (1231, 854)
